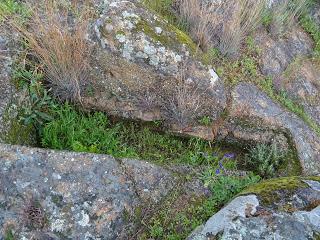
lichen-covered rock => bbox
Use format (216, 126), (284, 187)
(0, 28), (17, 142)
(189, 177), (320, 240)
(254, 27), (313, 77)
(0, 144), (178, 239)
(83, 0), (227, 132)
(279, 58), (320, 126)
(229, 82), (320, 175)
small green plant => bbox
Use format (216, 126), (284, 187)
(13, 68), (56, 126)
(208, 174), (261, 203)
(198, 116), (212, 126)
(245, 143), (285, 178)
(0, 0), (29, 22)
(4, 228), (14, 240)
(241, 57), (258, 76)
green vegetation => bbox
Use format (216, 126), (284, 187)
(300, 13), (320, 57)
(0, 0), (29, 22)
(239, 176), (310, 206)
(244, 143), (284, 178)
(140, 174), (260, 239)
(40, 103), (233, 166)
(259, 77), (320, 136)
(4, 228), (14, 240)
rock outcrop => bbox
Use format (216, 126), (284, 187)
(84, 0), (227, 133)
(188, 177), (320, 240)
(0, 143), (193, 239)
(228, 83), (320, 175)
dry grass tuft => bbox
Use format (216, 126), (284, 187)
(270, 0), (309, 37)
(12, 1), (92, 102)
(162, 68), (206, 127)
(177, 0), (267, 57)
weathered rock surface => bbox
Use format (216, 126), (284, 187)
(0, 28), (17, 142)
(189, 177), (320, 240)
(229, 82), (320, 175)
(254, 27), (313, 77)
(0, 144), (180, 239)
(279, 58), (320, 126)
(84, 0), (227, 131)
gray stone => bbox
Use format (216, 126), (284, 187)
(0, 144), (177, 239)
(254, 27), (313, 77)
(304, 180), (320, 192)
(221, 212), (315, 240)
(187, 195), (260, 239)
(84, 0), (227, 133)
(189, 181), (320, 240)
(0, 28), (17, 142)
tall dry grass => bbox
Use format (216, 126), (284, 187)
(270, 0), (309, 37)
(178, 0), (267, 56)
(162, 68), (206, 127)
(12, 1), (92, 102)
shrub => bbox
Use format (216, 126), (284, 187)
(14, 68), (56, 126)
(13, 1), (92, 102)
(161, 70), (206, 127)
(245, 143), (285, 178)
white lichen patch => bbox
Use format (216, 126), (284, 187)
(51, 219), (66, 232)
(77, 210), (90, 227)
(209, 69), (219, 86)
(155, 27), (162, 35)
(116, 34), (126, 43)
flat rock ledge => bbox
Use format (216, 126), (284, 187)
(230, 83), (320, 175)
(0, 144), (178, 239)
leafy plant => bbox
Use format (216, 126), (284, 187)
(198, 116), (212, 126)
(245, 143), (285, 178)
(241, 57), (258, 76)
(13, 68), (56, 126)
(208, 174), (261, 203)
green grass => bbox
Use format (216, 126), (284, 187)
(40, 103), (241, 167)
(300, 14), (320, 57)
(0, 0), (29, 22)
(139, 174), (260, 239)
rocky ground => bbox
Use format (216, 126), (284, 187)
(0, 0), (320, 239)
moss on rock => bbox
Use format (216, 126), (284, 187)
(239, 176), (315, 206)
(135, 18), (198, 54)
